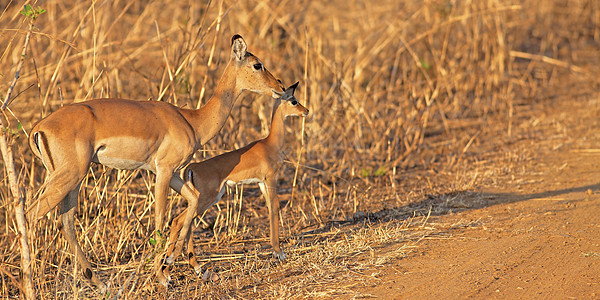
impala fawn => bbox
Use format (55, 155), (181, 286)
(164, 82), (308, 275)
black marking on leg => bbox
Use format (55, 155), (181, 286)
(188, 252), (194, 259)
(84, 268), (93, 280)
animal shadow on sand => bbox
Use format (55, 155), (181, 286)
(299, 182), (600, 238)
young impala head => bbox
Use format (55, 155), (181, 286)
(231, 34), (284, 98)
(274, 81), (309, 118)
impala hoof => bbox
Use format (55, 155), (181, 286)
(202, 269), (220, 282)
(193, 265), (202, 276)
(273, 251), (286, 261)
(97, 282), (108, 295)
(165, 255), (175, 265)
(157, 275), (170, 288)
(157, 265), (171, 288)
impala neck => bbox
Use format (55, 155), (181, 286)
(191, 63), (243, 146)
(264, 101), (287, 151)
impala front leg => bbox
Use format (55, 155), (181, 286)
(153, 170), (173, 286)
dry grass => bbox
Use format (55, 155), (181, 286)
(1, 0), (599, 298)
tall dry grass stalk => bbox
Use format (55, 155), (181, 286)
(0, 0), (598, 298)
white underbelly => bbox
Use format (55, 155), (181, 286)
(93, 153), (154, 171)
(225, 178), (263, 186)
(92, 137), (157, 172)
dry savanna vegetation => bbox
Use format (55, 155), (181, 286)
(1, 0), (599, 298)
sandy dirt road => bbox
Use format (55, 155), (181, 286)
(349, 95), (600, 299)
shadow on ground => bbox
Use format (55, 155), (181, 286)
(300, 182), (600, 236)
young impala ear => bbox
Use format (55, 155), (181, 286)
(231, 34), (247, 61)
(290, 81), (299, 91)
(283, 81), (299, 100)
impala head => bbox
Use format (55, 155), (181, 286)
(231, 34), (285, 98)
(277, 81), (309, 118)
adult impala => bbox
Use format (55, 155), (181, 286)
(163, 82), (308, 277)
(27, 35), (284, 290)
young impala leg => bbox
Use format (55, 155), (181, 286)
(185, 187), (225, 274)
(164, 207), (200, 274)
(163, 209), (188, 260)
(60, 185), (107, 292)
(165, 174), (200, 263)
(259, 179), (285, 260)
(164, 181), (223, 275)
(186, 224), (202, 275)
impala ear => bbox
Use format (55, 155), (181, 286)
(231, 34), (247, 61)
(289, 81), (299, 91)
(283, 81), (299, 100)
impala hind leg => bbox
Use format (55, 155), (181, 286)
(259, 180), (285, 260)
(186, 225), (202, 275)
(181, 189), (221, 275)
(184, 186), (225, 274)
(163, 208), (188, 263)
(27, 134), (93, 224)
(60, 185), (107, 293)
(27, 167), (86, 223)
(163, 183), (223, 276)
(165, 175), (200, 263)
(162, 207), (202, 274)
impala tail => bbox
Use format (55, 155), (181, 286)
(29, 130), (54, 172)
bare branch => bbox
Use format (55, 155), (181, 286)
(0, 21), (35, 300)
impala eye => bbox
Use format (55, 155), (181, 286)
(291, 100), (298, 105)
(253, 63), (262, 70)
